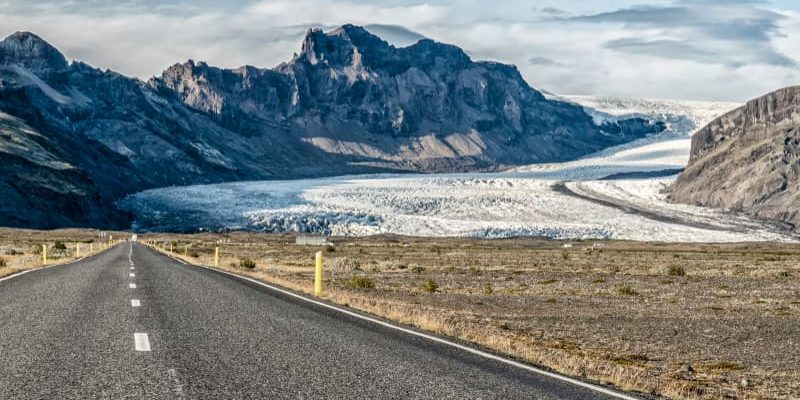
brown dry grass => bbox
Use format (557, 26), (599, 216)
(0, 228), (122, 278)
(140, 232), (800, 400)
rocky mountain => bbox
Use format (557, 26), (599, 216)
(156, 25), (663, 172)
(0, 26), (661, 229)
(670, 85), (800, 230)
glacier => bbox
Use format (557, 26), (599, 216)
(119, 96), (796, 242)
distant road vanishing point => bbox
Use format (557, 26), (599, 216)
(0, 243), (638, 399)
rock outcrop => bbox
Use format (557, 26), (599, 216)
(0, 26), (661, 229)
(670, 85), (800, 229)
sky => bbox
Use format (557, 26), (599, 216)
(0, 0), (798, 102)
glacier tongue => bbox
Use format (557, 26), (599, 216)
(119, 96), (794, 242)
(119, 172), (793, 242)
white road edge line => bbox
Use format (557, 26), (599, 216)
(129, 283), (137, 289)
(134, 333), (151, 351)
(0, 269), (35, 283)
(131, 299), (141, 307)
(0, 256), (87, 284)
(159, 250), (639, 400)
(173, 257), (187, 265)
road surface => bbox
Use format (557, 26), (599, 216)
(0, 243), (637, 399)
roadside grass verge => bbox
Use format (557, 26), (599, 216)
(0, 228), (120, 279)
(145, 233), (800, 400)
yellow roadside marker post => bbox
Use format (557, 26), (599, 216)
(184, 245), (188, 257)
(170, 243), (173, 254)
(214, 247), (220, 268)
(314, 251), (323, 296)
(41, 244), (47, 266)
(76, 243), (81, 258)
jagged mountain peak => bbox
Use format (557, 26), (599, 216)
(3, 31), (51, 46)
(299, 24), (392, 67)
(330, 23), (376, 39)
(297, 24), (474, 74)
(0, 31), (68, 73)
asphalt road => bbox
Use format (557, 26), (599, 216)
(0, 243), (637, 399)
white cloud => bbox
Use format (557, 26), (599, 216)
(0, 0), (797, 101)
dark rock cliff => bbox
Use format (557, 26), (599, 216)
(670, 85), (800, 230)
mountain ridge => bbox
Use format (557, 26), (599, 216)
(0, 25), (662, 229)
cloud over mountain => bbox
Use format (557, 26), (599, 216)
(572, 1), (797, 68)
(0, 0), (798, 101)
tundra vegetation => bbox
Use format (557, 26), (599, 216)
(139, 231), (800, 400)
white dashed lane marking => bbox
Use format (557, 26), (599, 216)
(129, 273), (135, 278)
(131, 299), (141, 307)
(134, 333), (151, 351)
(129, 283), (136, 289)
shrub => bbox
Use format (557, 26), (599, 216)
(239, 258), (256, 269)
(4, 249), (18, 255)
(189, 251), (199, 258)
(0, 257), (6, 268)
(667, 265), (686, 276)
(421, 279), (439, 293)
(483, 282), (493, 295)
(325, 246), (336, 253)
(53, 241), (67, 251)
(561, 250), (570, 260)
(616, 284), (639, 296)
(410, 266), (426, 274)
(329, 257), (361, 273)
(347, 276), (375, 289)
(468, 266), (482, 276)
(611, 353), (650, 367)
(704, 361), (743, 371)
